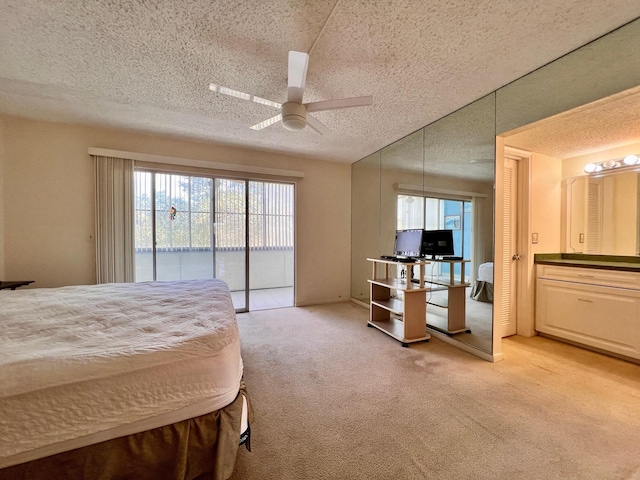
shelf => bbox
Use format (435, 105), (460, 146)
(427, 298), (448, 308)
(367, 257), (430, 266)
(371, 297), (404, 315)
(427, 312), (471, 335)
(368, 278), (429, 292)
(368, 318), (430, 345)
(423, 279), (470, 288)
(367, 258), (429, 347)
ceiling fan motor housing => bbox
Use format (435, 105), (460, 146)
(282, 102), (307, 131)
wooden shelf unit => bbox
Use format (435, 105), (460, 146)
(367, 258), (431, 347)
(423, 259), (471, 335)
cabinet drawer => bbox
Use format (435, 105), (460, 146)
(537, 264), (640, 290)
(536, 278), (640, 360)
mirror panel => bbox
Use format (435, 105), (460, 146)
(496, 19), (640, 135)
(564, 171), (640, 255)
(422, 94), (496, 353)
(350, 95), (496, 355)
(380, 130), (424, 261)
(352, 17), (640, 360)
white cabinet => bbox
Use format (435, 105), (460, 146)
(536, 264), (640, 361)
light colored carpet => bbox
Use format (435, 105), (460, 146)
(231, 302), (640, 480)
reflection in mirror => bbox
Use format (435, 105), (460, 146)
(421, 94), (496, 353)
(381, 130), (424, 262)
(503, 84), (640, 256)
(350, 94), (496, 355)
(565, 170), (640, 255)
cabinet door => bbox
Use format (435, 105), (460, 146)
(536, 279), (640, 360)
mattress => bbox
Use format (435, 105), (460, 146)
(0, 279), (243, 469)
(478, 262), (494, 283)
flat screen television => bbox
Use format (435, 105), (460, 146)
(421, 229), (455, 259)
(393, 229), (424, 258)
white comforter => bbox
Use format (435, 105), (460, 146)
(0, 279), (243, 468)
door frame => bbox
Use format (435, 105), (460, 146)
(507, 146), (536, 337)
(493, 141), (535, 359)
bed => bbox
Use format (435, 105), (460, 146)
(470, 262), (494, 303)
(0, 279), (250, 480)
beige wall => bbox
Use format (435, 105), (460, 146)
(1, 114), (351, 306)
(0, 117), (5, 279)
(530, 153), (563, 253)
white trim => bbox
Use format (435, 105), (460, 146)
(394, 183), (487, 198)
(428, 329), (502, 362)
(504, 146), (532, 161)
(88, 147), (305, 179)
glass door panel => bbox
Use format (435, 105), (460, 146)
(214, 178), (247, 311)
(134, 171), (154, 282)
(248, 181), (294, 310)
(154, 174), (215, 281)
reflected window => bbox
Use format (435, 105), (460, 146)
(397, 194), (471, 282)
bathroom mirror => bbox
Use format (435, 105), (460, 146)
(564, 171), (640, 255)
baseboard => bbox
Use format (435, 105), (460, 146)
(350, 298), (369, 309)
(294, 298), (351, 307)
(428, 330), (499, 362)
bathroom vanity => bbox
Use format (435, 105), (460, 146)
(535, 254), (640, 362)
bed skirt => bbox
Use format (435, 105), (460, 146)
(470, 280), (493, 303)
(0, 382), (252, 480)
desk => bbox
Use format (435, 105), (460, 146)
(0, 280), (34, 290)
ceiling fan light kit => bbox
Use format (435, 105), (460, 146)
(209, 50), (372, 134)
(281, 102), (307, 131)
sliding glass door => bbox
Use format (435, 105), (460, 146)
(134, 171), (293, 311)
(248, 181), (294, 310)
(214, 178), (247, 310)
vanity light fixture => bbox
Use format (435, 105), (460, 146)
(584, 154), (640, 174)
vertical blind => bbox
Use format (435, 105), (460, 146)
(95, 156), (135, 283)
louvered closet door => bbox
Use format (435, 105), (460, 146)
(586, 179), (602, 253)
(501, 158), (518, 337)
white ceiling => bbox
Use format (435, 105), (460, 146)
(1, 1), (639, 164)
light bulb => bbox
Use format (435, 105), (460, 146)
(623, 154), (639, 165)
(584, 163), (597, 173)
(603, 159), (618, 169)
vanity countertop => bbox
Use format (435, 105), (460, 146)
(534, 253), (640, 272)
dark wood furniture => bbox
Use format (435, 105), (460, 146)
(0, 281), (34, 290)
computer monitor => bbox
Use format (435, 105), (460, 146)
(393, 229), (424, 258)
(421, 229), (455, 259)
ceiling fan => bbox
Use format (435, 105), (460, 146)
(209, 51), (373, 134)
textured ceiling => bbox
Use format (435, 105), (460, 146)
(1, 1), (640, 164)
(504, 85), (640, 160)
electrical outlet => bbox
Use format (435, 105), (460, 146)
(532, 233), (539, 244)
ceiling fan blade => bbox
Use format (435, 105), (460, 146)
(305, 95), (373, 113)
(209, 84), (281, 109)
(250, 114), (282, 131)
(287, 51), (309, 104)
(306, 114), (330, 135)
